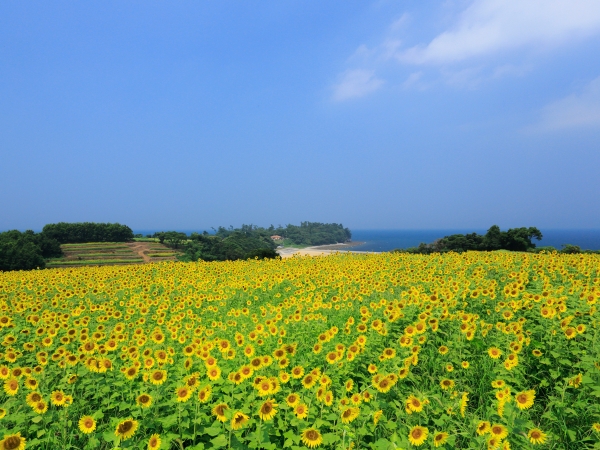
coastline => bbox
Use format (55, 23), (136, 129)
(277, 241), (379, 258)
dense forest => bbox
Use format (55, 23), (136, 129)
(0, 230), (62, 271)
(42, 222), (133, 243)
(393, 225), (548, 254)
(164, 222), (351, 262)
(0, 222), (132, 271)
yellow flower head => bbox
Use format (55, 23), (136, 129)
(0, 433), (26, 450)
(147, 434), (161, 450)
(408, 425), (428, 446)
(258, 399), (278, 421)
(528, 428), (547, 445)
(115, 418), (138, 441)
(231, 411), (250, 430)
(301, 428), (323, 448)
(79, 416), (97, 434)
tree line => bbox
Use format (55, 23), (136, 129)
(393, 225), (599, 254)
(42, 222), (133, 243)
(0, 222), (133, 271)
(155, 222), (352, 263)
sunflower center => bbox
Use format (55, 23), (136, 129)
(119, 421), (133, 433)
(306, 430), (318, 440)
(412, 429), (422, 439)
(261, 404), (272, 413)
(3, 436), (21, 450)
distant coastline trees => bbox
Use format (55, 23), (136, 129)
(395, 226), (544, 254)
(0, 230), (62, 271)
(42, 222), (133, 243)
(1, 222), (132, 271)
(177, 222), (351, 262)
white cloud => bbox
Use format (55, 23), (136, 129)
(398, 0), (600, 65)
(332, 69), (384, 101)
(531, 76), (600, 131)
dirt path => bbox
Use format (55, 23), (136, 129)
(127, 242), (153, 262)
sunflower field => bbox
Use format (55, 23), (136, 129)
(0, 251), (599, 450)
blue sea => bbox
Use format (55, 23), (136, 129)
(134, 229), (600, 252)
(347, 229), (600, 252)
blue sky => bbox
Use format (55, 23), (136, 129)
(1, 0), (599, 231)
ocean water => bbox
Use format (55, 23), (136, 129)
(349, 229), (600, 252)
(132, 228), (600, 252)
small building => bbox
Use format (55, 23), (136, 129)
(270, 235), (283, 241)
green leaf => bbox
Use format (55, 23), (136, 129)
(31, 416), (43, 424)
(204, 426), (223, 437)
(210, 434), (228, 448)
(322, 433), (339, 445)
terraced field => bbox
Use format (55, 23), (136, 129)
(45, 242), (181, 268)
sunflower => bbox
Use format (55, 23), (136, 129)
(440, 379), (454, 391)
(301, 374), (317, 390)
(24, 377), (38, 390)
(257, 399), (278, 421)
(286, 393), (300, 407)
(207, 366), (221, 381)
(433, 431), (449, 447)
(149, 369), (167, 386)
(198, 386), (212, 403)
(50, 390), (67, 407)
(212, 403), (229, 422)
(79, 416), (96, 434)
(489, 424), (508, 440)
(344, 379), (354, 392)
(136, 393), (153, 408)
(26, 392), (43, 407)
(0, 409), (5, 420)
(373, 410), (383, 425)
(294, 403), (308, 419)
(460, 392), (469, 417)
(488, 347), (502, 359)
(231, 411), (250, 430)
(487, 436), (501, 449)
(476, 421), (491, 436)
(340, 406), (360, 424)
(3, 379), (18, 396)
(115, 418), (138, 441)
(32, 401), (48, 414)
(405, 395), (424, 414)
(0, 432), (26, 450)
(532, 349), (542, 357)
(147, 433), (161, 450)
(515, 390), (535, 410)
(527, 428), (547, 445)
(408, 426), (428, 446)
(175, 386), (192, 403)
(301, 428), (323, 448)
(438, 346), (449, 355)
(592, 423), (600, 433)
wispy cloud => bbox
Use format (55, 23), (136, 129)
(398, 0), (600, 65)
(333, 0), (600, 98)
(529, 76), (600, 131)
(332, 69), (384, 101)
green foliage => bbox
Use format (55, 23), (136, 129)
(0, 230), (47, 271)
(214, 222), (351, 247)
(42, 222), (133, 243)
(0, 230), (63, 271)
(152, 231), (188, 248)
(394, 225), (544, 254)
(180, 231), (277, 262)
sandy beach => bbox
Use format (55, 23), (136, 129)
(277, 242), (377, 258)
